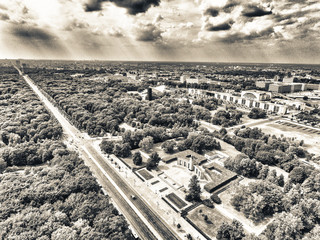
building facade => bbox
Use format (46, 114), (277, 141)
(188, 89), (288, 115)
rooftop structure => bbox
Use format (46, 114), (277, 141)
(162, 150), (237, 193)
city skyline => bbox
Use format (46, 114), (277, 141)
(0, 0), (320, 64)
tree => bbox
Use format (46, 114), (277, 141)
(146, 152), (161, 171)
(289, 167), (307, 184)
(257, 165), (269, 179)
(263, 212), (303, 240)
(186, 175), (201, 202)
(132, 152), (142, 166)
(99, 140), (114, 154)
(277, 174), (285, 187)
(113, 143), (131, 158)
(0, 157), (7, 173)
(248, 108), (267, 119)
(139, 136), (154, 152)
(216, 220), (245, 240)
(219, 128), (227, 136)
(161, 140), (176, 153)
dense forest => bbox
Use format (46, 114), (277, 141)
(0, 69), (133, 239)
(29, 73), (218, 136)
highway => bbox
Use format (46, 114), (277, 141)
(15, 66), (180, 240)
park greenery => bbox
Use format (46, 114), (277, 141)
(28, 73), (218, 136)
(10, 64), (319, 240)
(211, 109), (243, 127)
(221, 127), (310, 172)
(295, 109), (320, 126)
(0, 69), (133, 239)
(248, 108), (267, 119)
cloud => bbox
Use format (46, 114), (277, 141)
(84, 0), (161, 15)
(0, 12), (10, 21)
(135, 23), (162, 41)
(22, 6), (29, 14)
(206, 20), (234, 31)
(242, 5), (272, 17)
(204, 8), (219, 17)
(84, 0), (101, 12)
(64, 19), (89, 31)
(10, 25), (55, 41)
(153, 13), (163, 23)
(108, 27), (124, 37)
(0, 3), (7, 10)
(5, 24), (68, 57)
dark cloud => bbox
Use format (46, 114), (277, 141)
(223, 26), (274, 43)
(242, 5), (272, 17)
(135, 23), (162, 41)
(204, 8), (219, 17)
(0, 12), (10, 21)
(206, 20), (234, 31)
(7, 25), (68, 57)
(84, 0), (101, 12)
(222, 0), (240, 13)
(84, 0), (160, 15)
(10, 26), (55, 41)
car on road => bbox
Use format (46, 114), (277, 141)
(131, 195), (136, 200)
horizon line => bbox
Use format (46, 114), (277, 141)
(2, 58), (320, 66)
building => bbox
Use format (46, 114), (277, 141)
(180, 74), (209, 84)
(283, 76), (295, 83)
(163, 150), (207, 179)
(256, 81), (272, 90)
(188, 89), (288, 115)
(241, 90), (272, 101)
(162, 150), (237, 193)
(269, 83), (292, 93)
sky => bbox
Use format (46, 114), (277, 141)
(0, 0), (319, 63)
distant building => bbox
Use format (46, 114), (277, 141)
(274, 75), (281, 82)
(127, 71), (139, 80)
(188, 89), (288, 114)
(241, 90), (271, 101)
(283, 76), (295, 83)
(269, 83), (292, 93)
(256, 81), (272, 90)
(180, 74), (209, 84)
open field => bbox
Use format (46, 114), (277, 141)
(253, 119), (320, 156)
(188, 205), (231, 239)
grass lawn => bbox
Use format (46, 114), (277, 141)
(120, 149), (149, 169)
(166, 192), (187, 209)
(188, 205), (231, 239)
(137, 169), (154, 180)
(257, 120), (320, 156)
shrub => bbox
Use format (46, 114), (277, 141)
(211, 194), (222, 204)
(203, 199), (214, 208)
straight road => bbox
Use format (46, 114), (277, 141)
(16, 67), (180, 240)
